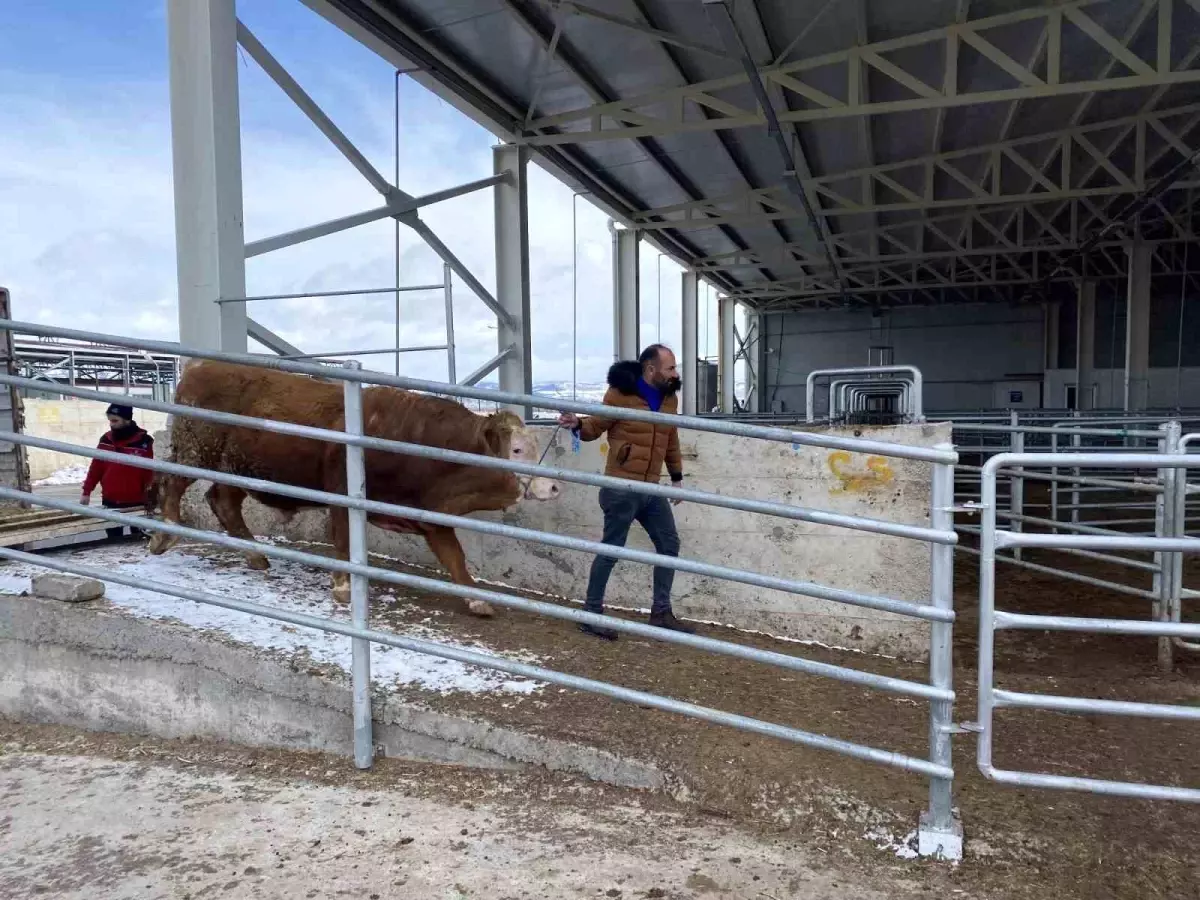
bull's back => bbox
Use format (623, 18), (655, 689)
(170, 361), (344, 487)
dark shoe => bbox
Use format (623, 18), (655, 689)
(578, 621), (619, 641)
(648, 610), (696, 635)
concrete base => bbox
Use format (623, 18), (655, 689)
(917, 810), (964, 861)
(0, 593), (664, 790)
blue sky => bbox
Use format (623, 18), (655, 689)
(0, 0), (722, 384)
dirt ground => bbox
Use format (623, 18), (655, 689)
(0, 729), (931, 900)
(252, 537), (1199, 900)
(8, 533), (1200, 899)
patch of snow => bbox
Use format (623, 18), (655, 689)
(862, 826), (919, 860)
(33, 464), (89, 486)
(0, 544), (543, 696)
(0, 573), (30, 594)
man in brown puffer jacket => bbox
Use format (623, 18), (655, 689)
(559, 344), (694, 640)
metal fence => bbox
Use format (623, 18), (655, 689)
(976, 451), (1200, 802)
(952, 413), (1200, 645)
(805, 365), (924, 425)
(0, 318), (964, 857)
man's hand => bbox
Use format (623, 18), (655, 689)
(80, 492), (91, 507)
(558, 412), (580, 429)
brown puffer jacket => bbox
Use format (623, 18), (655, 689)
(577, 361), (683, 484)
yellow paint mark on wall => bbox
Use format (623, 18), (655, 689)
(827, 451), (894, 493)
(35, 405), (61, 424)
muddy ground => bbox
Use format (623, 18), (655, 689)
(7, 530), (1200, 899)
(194, 534), (1199, 900)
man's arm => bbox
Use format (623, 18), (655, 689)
(665, 426), (683, 483)
(558, 390), (618, 441)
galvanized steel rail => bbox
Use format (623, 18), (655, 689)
(976, 451), (1200, 803)
(0, 318), (962, 856)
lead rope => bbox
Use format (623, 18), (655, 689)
(537, 423), (563, 466)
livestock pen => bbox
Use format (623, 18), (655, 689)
(0, 320), (1198, 894)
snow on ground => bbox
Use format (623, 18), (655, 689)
(0, 543), (544, 696)
(33, 464), (88, 486)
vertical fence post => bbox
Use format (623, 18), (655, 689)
(343, 361), (373, 768)
(1155, 421), (1181, 673)
(1010, 411), (1024, 562)
(443, 262), (456, 384)
(1050, 429), (1059, 533)
(1071, 422), (1082, 526)
(919, 446), (961, 860)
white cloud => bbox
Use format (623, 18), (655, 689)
(0, 5), (665, 389)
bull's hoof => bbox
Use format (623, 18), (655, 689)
(246, 554), (270, 571)
(146, 533), (178, 556)
(467, 599), (495, 618)
(332, 581), (351, 606)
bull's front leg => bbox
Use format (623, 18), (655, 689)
(424, 525), (494, 618)
(147, 475), (194, 556)
(327, 505), (352, 606)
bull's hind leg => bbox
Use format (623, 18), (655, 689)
(206, 484), (269, 571)
(424, 526), (494, 618)
(328, 505), (352, 606)
(146, 475), (194, 556)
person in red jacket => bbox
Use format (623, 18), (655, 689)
(81, 403), (155, 539)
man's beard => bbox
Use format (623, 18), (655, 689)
(659, 376), (682, 396)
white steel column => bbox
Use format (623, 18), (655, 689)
(493, 144), (532, 419)
(1125, 242), (1153, 412)
(680, 270), (699, 415)
(1077, 280), (1096, 411)
(168, 0), (247, 352)
(719, 295), (737, 413)
(612, 225), (640, 361)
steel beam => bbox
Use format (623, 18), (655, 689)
(168, 0), (247, 352)
(613, 225), (640, 361)
(246, 318), (303, 357)
(1125, 243), (1153, 411)
(719, 295), (737, 413)
(681, 269), (699, 416)
(525, 1), (1200, 144)
(493, 144), (532, 419)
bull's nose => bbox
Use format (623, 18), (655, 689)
(549, 484), (560, 497)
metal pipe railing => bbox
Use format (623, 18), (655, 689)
(0, 372), (953, 547)
(976, 450), (1200, 803)
(0, 542), (948, 778)
(805, 365), (924, 424)
(0, 317), (962, 850)
(0, 319), (955, 464)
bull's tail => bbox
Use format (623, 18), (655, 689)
(143, 472), (163, 517)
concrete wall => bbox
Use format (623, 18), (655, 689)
(762, 304), (1047, 415)
(23, 399), (169, 480)
(1045, 366), (1200, 410)
(163, 422), (952, 660)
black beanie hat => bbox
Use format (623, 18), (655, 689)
(106, 403), (134, 420)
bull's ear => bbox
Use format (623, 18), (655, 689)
(483, 417), (512, 456)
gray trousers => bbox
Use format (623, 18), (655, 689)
(585, 487), (681, 615)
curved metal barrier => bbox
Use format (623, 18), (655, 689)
(0, 318), (963, 858)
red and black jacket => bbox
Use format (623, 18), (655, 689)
(81, 426), (155, 506)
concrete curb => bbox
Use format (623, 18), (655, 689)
(0, 593), (665, 791)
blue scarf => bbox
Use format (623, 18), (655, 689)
(636, 377), (663, 412)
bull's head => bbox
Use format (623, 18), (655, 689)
(484, 411), (560, 500)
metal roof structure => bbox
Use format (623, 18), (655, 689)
(307, 0), (1200, 310)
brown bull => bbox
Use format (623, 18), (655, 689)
(147, 360), (559, 616)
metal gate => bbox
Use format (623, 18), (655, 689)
(976, 450), (1200, 802)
